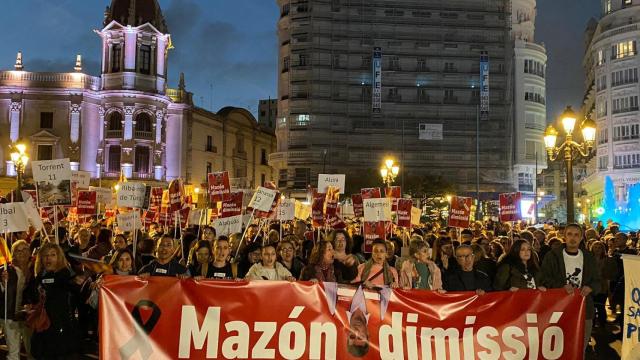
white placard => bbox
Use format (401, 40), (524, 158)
(411, 207), (422, 226)
(317, 174), (346, 194)
(23, 197), (44, 231)
(116, 212), (142, 232)
(90, 186), (114, 205)
(214, 215), (243, 237)
(0, 203), (29, 233)
(31, 158), (72, 182)
(276, 199), (295, 221)
(72, 170), (91, 189)
(188, 209), (205, 226)
(363, 198), (392, 222)
(341, 202), (355, 218)
(248, 187), (277, 212)
(242, 214), (253, 227)
(419, 123), (443, 141)
(116, 182), (147, 208)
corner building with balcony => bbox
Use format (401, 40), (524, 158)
(0, 0), (276, 191)
(581, 0), (640, 205)
(271, 0), (517, 196)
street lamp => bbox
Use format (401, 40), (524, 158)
(544, 106), (596, 223)
(380, 158), (400, 187)
(10, 142), (29, 192)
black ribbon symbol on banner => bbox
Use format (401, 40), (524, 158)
(119, 299), (161, 360)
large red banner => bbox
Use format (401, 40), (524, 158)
(448, 196), (472, 228)
(499, 192), (522, 222)
(100, 277), (586, 360)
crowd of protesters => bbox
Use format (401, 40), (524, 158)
(0, 215), (638, 359)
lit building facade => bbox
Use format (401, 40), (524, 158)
(581, 0), (640, 206)
(511, 0), (548, 198)
(0, 0), (276, 193)
(271, 0), (516, 196)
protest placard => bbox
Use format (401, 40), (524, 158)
(116, 212), (142, 232)
(363, 198), (392, 222)
(214, 215), (243, 237)
(116, 182), (147, 208)
(208, 171), (231, 203)
(276, 199), (295, 221)
(499, 192), (522, 222)
(294, 200), (310, 220)
(448, 196), (472, 228)
(89, 186), (113, 206)
(395, 199), (412, 227)
(411, 206), (422, 226)
(221, 191), (243, 218)
(71, 170), (91, 189)
(351, 194), (364, 217)
(77, 191), (97, 215)
(23, 197), (44, 231)
(317, 174), (345, 194)
(32, 159), (72, 206)
(248, 187), (277, 212)
(0, 203), (29, 233)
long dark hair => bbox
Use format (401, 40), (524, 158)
(499, 239), (539, 273)
(109, 248), (136, 274)
(307, 240), (334, 266)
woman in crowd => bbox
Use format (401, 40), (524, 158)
(0, 239), (31, 360)
(397, 239), (443, 291)
(211, 237), (235, 279)
(488, 240), (505, 261)
(30, 242), (81, 359)
(245, 244), (294, 281)
(102, 233), (128, 264)
(353, 239), (399, 288)
(187, 240), (216, 279)
(201, 226), (216, 243)
(493, 239), (540, 291)
(350, 234), (367, 263)
(432, 236), (455, 272)
(299, 240), (358, 283)
(277, 240), (304, 279)
(108, 248), (136, 275)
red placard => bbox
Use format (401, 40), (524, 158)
(351, 194), (364, 218)
(395, 198), (412, 228)
(361, 187), (381, 199)
(143, 210), (156, 228)
(311, 193), (326, 228)
(149, 187), (163, 211)
(100, 277), (586, 360)
(499, 192), (522, 222)
(208, 171), (231, 203)
(76, 190), (97, 215)
(448, 196), (472, 228)
(384, 186), (401, 211)
(178, 207), (191, 228)
(221, 191), (243, 218)
(168, 179), (183, 213)
(363, 221), (387, 252)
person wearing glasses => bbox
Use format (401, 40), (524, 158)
(443, 245), (492, 294)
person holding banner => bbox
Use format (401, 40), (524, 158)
(300, 240), (358, 284)
(493, 240), (540, 291)
(187, 241), (216, 279)
(211, 237), (236, 279)
(443, 245), (492, 294)
(539, 223), (601, 355)
(30, 242), (81, 359)
(245, 244), (294, 281)
(82, 228), (113, 261)
(352, 239), (399, 288)
(138, 235), (189, 278)
(396, 239), (443, 291)
(108, 248), (136, 276)
(276, 240), (304, 279)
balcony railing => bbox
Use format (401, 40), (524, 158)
(614, 164), (640, 169)
(106, 130), (123, 138)
(612, 106), (639, 114)
(613, 134), (640, 141)
(135, 130), (153, 139)
(133, 172), (153, 179)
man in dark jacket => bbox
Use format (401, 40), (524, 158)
(539, 223), (601, 355)
(443, 245), (492, 294)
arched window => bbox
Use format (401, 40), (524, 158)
(135, 112), (152, 132)
(108, 112), (123, 131)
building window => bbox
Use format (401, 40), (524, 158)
(597, 49), (605, 66)
(612, 40), (636, 60)
(623, 0), (632, 7)
(444, 89), (455, 103)
(296, 114), (310, 126)
(282, 56), (290, 72)
(299, 54), (308, 67)
(417, 88), (428, 103)
(135, 113), (152, 133)
(332, 54), (340, 68)
(611, 68), (638, 87)
(139, 45), (151, 75)
(40, 112), (53, 129)
(261, 149), (268, 165)
(206, 135), (214, 152)
(524, 59), (545, 78)
(417, 57), (427, 71)
(612, 96), (639, 114)
(361, 56), (371, 69)
(134, 146), (150, 174)
(37, 145), (53, 161)
(390, 56), (400, 70)
(444, 62), (456, 72)
(388, 87), (400, 101)
(605, 0), (612, 13)
(108, 112), (123, 131)
(108, 146), (121, 172)
(111, 44), (122, 73)
(599, 156), (609, 170)
(518, 172), (533, 192)
(206, 162), (212, 175)
(281, 3), (290, 16)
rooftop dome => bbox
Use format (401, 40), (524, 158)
(104, 0), (168, 33)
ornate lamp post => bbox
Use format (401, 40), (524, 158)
(10, 142), (29, 192)
(380, 158), (399, 187)
(543, 106), (596, 223)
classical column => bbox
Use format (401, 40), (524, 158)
(68, 103), (82, 170)
(154, 110), (165, 180)
(96, 107), (106, 178)
(9, 102), (21, 143)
